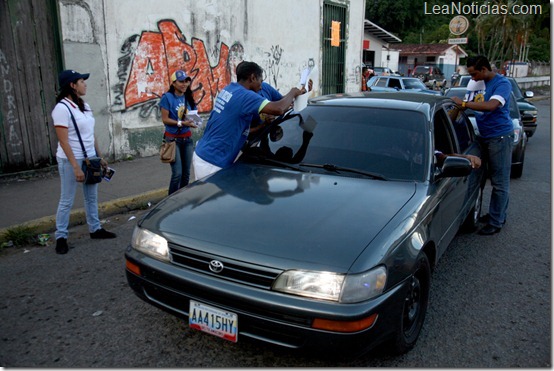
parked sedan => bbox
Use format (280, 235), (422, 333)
(444, 87), (526, 178)
(367, 76), (442, 95)
(125, 92), (484, 357)
(506, 77), (538, 137)
(372, 66), (397, 76)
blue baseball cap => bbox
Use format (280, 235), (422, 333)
(171, 70), (189, 82)
(58, 70), (90, 88)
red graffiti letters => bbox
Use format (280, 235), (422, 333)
(122, 20), (233, 113)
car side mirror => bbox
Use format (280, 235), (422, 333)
(525, 91), (534, 98)
(437, 157), (472, 178)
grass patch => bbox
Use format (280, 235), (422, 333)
(0, 225), (38, 248)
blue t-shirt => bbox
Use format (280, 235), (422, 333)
(467, 74), (512, 138)
(252, 82), (283, 127)
(159, 92), (194, 136)
(195, 83), (269, 168)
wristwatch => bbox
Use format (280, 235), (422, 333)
(462, 101), (467, 108)
(177, 120), (183, 127)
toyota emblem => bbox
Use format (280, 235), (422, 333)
(209, 260), (224, 273)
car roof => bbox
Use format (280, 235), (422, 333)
(309, 92), (450, 119)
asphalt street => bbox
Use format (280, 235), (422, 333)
(0, 99), (550, 367)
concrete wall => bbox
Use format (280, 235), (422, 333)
(58, 0), (364, 160)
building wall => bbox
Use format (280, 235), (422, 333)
(58, 0), (364, 160)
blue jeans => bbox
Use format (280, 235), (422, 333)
(479, 133), (514, 228)
(168, 136), (193, 195)
(55, 157), (101, 240)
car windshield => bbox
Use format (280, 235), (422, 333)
(403, 79), (427, 89)
(508, 78), (524, 99)
(243, 106), (429, 182)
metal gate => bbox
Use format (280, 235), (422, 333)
(0, 0), (63, 174)
(322, 1), (347, 95)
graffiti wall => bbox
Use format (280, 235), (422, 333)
(58, 0), (364, 159)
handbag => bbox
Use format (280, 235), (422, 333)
(160, 138), (176, 163)
(61, 102), (103, 184)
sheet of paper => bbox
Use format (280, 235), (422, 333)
(185, 110), (203, 127)
(299, 68), (311, 87)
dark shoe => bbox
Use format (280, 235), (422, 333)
(478, 224), (501, 235)
(90, 228), (117, 239)
(55, 238), (69, 254)
(478, 213), (490, 224)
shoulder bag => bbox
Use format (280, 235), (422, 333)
(160, 137), (176, 163)
(61, 102), (103, 184)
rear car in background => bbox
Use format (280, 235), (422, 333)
(506, 77), (538, 138)
(367, 76), (442, 95)
(373, 66), (398, 76)
(444, 87), (526, 178)
(411, 65), (446, 89)
(125, 92), (485, 357)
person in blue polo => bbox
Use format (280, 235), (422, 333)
(451, 55), (513, 235)
(193, 61), (303, 180)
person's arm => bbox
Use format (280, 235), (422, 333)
(55, 126), (85, 182)
(444, 152), (482, 169)
(451, 96), (501, 112)
(93, 136), (109, 170)
(161, 107), (195, 128)
(260, 87), (304, 116)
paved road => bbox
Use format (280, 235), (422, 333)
(0, 100), (550, 367)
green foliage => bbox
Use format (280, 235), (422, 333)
(365, 0), (550, 62)
(1, 226), (37, 248)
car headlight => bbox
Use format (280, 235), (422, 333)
(513, 128), (521, 143)
(272, 266), (387, 303)
(131, 226), (169, 262)
(523, 110), (537, 116)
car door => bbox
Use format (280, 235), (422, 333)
(430, 106), (471, 252)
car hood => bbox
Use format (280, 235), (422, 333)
(516, 99), (536, 111)
(141, 164), (417, 272)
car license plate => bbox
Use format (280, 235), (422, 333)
(189, 300), (238, 342)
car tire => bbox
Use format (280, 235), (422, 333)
(417, 74), (426, 82)
(389, 252), (431, 355)
(511, 153), (524, 179)
(461, 185), (483, 232)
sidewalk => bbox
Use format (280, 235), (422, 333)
(0, 155), (172, 234)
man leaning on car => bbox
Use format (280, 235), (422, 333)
(451, 55), (513, 236)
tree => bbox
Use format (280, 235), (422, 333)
(473, 0), (532, 66)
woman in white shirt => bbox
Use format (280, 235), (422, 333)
(51, 70), (116, 254)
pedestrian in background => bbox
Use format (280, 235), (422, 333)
(451, 55), (513, 235)
(159, 70), (198, 195)
(192, 61), (304, 180)
(51, 70), (116, 254)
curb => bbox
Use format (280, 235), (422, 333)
(0, 188), (168, 237)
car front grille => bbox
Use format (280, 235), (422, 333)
(168, 243), (282, 289)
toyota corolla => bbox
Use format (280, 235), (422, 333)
(125, 92), (484, 356)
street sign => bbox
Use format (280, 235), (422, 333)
(449, 16), (469, 35)
(448, 37), (468, 44)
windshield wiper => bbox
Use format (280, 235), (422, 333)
(246, 155), (308, 172)
(299, 163), (388, 180)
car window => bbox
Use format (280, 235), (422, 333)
(445, 104), (473, 152)
(509, 92), (519, 119)
(388, 78), (402, 89)
(433, 109), (457, 155)
(375, 78), (387, 87)
(508, 78), (524, 99)
(404, 79), (426, 89)
(249, 106), (429, 182)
